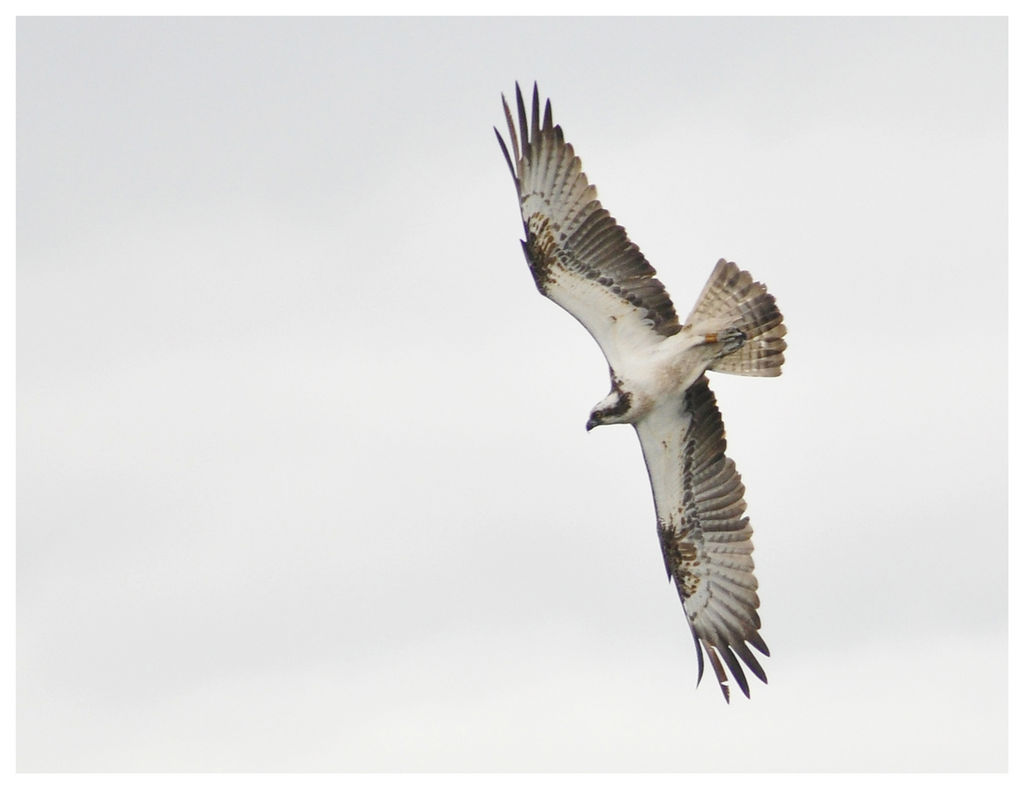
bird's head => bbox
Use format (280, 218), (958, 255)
(586, 386), (633, 431)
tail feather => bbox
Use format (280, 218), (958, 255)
(687, 259), (787, 377)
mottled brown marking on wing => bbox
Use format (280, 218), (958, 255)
(495, 82), (682, 358)
(646, 376), (769, 702)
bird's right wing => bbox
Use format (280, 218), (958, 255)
(635, 375), (769, 702)
(496, 83), (681, 371)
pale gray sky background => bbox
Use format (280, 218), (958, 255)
(17, 16), (1007, 771)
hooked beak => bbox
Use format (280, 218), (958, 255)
(585, 416), (598, 432)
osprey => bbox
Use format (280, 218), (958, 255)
(495, 84), (787, 702)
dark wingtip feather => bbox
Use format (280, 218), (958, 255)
(748, 630), (770, 657)
(494, 127), (516, 184)
(514, 82), (529, 161)
(501, 92), (520, 167)
(530, 82), (541, 140)
(705, 642), (730, 702)
(719, 645), (751, 699)
(691, 627), (705, 686)
(732, 640), (768, 686)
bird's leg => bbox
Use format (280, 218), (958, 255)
(702, 327), (747, 359)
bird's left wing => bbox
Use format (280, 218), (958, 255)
(635, 375), (769, 702)
(496, 83), (681, 371)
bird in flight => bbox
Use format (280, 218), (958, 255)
(495, 83), (786, 702)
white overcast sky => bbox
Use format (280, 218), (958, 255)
(17, 16), (1007, 772)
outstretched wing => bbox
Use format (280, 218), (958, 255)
(495, 83), (681, 371)
(635, 375), (769, 702)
